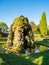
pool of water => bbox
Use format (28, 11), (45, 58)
(0, 46), (3, 50)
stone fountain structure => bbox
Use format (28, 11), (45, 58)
(7, 16), (35, 53)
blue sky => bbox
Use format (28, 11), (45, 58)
(0, 0), (49, 27)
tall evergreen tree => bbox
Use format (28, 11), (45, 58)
(39, 12), (47, 36)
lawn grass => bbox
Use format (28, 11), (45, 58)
(0, 50), (49, 65)
(25, 50), (49, 65)
(0, 37), (7, 47)
(0, 36), (49, 65)
(0, 53), (34, 65)
(0, 38), (7, 41)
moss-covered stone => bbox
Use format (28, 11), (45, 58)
(7, 15), (34, 53)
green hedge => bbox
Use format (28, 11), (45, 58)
(0, 38), (7, 41)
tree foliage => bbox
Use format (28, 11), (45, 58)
(0, 22), (8, 31)
(39, 12), (47, 36)
(30, 21), (37, 34)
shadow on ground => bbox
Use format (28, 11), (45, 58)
(27, 50), (49, 65)
(0, 53), (37, 65)
(0, 48), (49, 65)
(35, 39), (49, 47)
